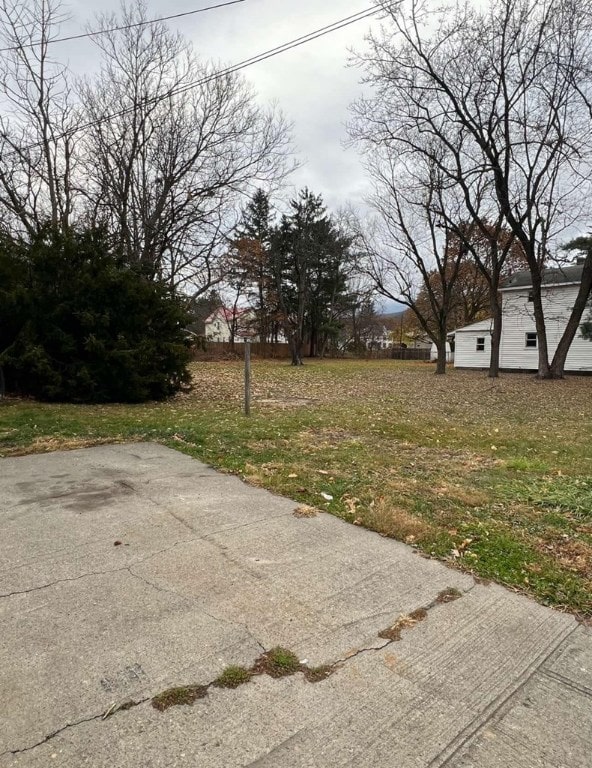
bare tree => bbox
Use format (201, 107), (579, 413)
(0, 0), (79, 237)
(434, 216), (526, 377)
(361, 152), (468, 374)
(78, 0), (294, 294)
(351, 0), (592, 378)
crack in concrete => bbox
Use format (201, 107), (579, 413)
(1, 692), (157, 757)
(0, 566), (132, 600)
(2, 707), (126, 758)
(0, 584), (472, 758)
(331, 586), (466, 667)
(126, 567), (267, 654)
(0, 510), (294, 601)
(0, 534), (206, 600)
(0, 577), (468, 757)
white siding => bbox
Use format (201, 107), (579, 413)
(454, 329), (491, 368)
(430, 342), (453, 362)
(500, 286), (592, 372)
(205, 311), (231, 342)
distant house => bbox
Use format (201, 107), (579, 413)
(204, 307), (288, 344)
(402, 332), (432, 351)
(204, 307), (257, 343)
(452, 265), (592, 372)
(365, 325), (394, 350)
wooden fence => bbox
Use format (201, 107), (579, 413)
(192, 341), (432, 362)
(366, 347), (431, 361)
(192, 341), (292, 360)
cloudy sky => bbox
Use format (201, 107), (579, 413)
(60, 0), (380, 214)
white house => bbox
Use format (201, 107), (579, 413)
(453, 265), (592, 372)
(366, 325), (394, 350)
(204, 307), (257, 343)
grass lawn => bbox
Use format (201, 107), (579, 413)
(1, 359), (591, 616)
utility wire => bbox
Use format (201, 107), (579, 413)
(6, 3), (385, 152)
(77, 4), (382, 134)
(0, 0), (247, 53)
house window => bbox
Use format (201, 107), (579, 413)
(525, 332), (537, 348)
(476, 337), (485, 352)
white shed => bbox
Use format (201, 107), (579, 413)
(452, 319), (493, 369)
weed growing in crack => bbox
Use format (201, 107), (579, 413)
(151, 684), (208, 711)
(150, 646), (339, 713)
(253, 646), (301, 677)
(214, 665), (252, 689)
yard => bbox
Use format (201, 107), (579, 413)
(1, 360), (591, 615)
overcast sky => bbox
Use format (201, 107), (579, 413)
(60, 0), (378, 214)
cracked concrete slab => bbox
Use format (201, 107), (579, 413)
(0, 443), (589, 767)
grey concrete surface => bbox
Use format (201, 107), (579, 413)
(0, 443), (590, 767)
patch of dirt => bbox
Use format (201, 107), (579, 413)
(293, 505), (318, 518)
(436, 587), (464, 603)
(301, 664), (336, 683)
(378, 609), (428, 641)
(535, 536), (592, 579)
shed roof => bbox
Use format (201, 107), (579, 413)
(451, 318), (493, 335)
(501, 264), (584, 290)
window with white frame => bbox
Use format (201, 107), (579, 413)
(476, 337), (485, 352)
(525, 332), (537, 348)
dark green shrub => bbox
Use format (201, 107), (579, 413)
(0, 228), (191, 402)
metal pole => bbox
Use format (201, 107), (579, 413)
(244, 340), (251, 416)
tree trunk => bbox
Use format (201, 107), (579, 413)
(435, 335), (447, 374)
(529, 272), (552, 378)
(549, 254), (592, 378)
(288, 330), (303, 366)
(309, 327), (317, 358)
(488, 289), (502, 378)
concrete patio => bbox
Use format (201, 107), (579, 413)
(1, 443), (590, 767)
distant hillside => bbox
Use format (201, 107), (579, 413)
(379, 310), (406, 321)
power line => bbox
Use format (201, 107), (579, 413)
(6, 3), (384, 153)
(74, 4), (383, 136)
(0, 0), (247, 53)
